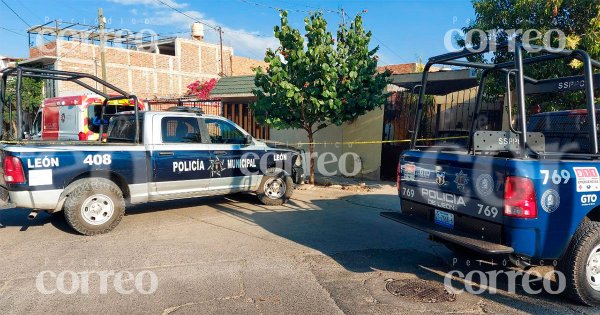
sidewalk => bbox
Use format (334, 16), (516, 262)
(303, 174), (395, 191)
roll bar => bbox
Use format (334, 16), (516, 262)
(0, 66), (140, 144)
(411, 41), (600, 158)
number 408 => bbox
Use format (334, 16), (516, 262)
(84, 154), (112, 166)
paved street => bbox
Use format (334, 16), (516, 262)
(0, 184), (595, 314)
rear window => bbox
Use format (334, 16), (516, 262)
(527, 112), (597, 153)
(88, 105), (134, 133)
(106, 116), (143, 143)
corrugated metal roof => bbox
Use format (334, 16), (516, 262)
(210, 75), (258, 98)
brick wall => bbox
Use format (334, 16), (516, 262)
(200, 46), (218, 75)
(231, 56), (267, 76)
(29, 42), (57, 59)
(33, 38), (260, 99)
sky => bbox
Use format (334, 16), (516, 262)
(0, 0), (476, 65)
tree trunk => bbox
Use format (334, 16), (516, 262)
(307, 129), (315, 184)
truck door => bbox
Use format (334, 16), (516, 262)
(203, 118), (260, 192)
(151, 115), (212, 197)
(58, 104), (79, 140)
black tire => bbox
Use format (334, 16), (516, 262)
(257, 169), (294, 206)
(63, 178), (125, 236)
(558, 219), (600, 306)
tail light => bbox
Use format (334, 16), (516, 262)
(504, 176), (537, 218)
(78, 132), (87, 141)
(4, 156), (26, 184)
(397, 161), (402, 191)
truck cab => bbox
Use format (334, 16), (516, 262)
(381, 42), (600, 306)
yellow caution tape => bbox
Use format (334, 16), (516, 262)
(0, 136), (469, 146)
(273, 136), (469, 146)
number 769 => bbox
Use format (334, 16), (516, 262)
(539, 169), (570, 185)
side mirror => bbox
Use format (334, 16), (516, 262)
(245, 134), (254, 145)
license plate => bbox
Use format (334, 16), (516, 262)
(434, 210), (454, 229)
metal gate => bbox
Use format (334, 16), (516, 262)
(381, 92), (420, 180)
(145, 98), (269, 140)
(222, 102), (270, 140)
(380, 89), (503, 180)
(146, 98), (222, 115)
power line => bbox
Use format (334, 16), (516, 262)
(155, 0), (271, 39)
(239, 0), (338, 14)
(1, 0), (31, 28)
(0, 25), (26, 37)
(54, 26), (100, 63)
(221, 28), (271, 38)
(154, 0), (219, 31)
(14, 0), (43, 24)
(371, 34), (409, 64)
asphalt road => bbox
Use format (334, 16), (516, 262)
(0, 184), (597, 314)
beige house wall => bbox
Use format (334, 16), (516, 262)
(270, 106), (385, 180)
(270, 123), (345, 178)
(268, 85), (496, 180)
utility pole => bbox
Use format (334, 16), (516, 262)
(341, 8), (346, 27)
(98, 8), (107, 94)
(218, 26), (224, 76)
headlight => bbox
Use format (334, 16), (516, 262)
(294, 154), (303, 166)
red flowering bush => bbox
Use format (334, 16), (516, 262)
(186, 78), (218, 99)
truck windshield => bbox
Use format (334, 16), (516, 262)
(88, 105), (134, 133)
(527, 109), (597, 154)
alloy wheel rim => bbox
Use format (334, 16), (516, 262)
(264, 178), (286, 200)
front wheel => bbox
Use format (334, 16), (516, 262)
(256, 169), (294, 206)
(63, 178), (126, 235)
(558, 219), (600, 306)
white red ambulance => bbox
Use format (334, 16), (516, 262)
(31, 94), (144, 141)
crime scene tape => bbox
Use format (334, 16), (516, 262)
(265, 136), (469, 146)
(0, 136), (469, 146)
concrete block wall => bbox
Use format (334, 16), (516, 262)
(33, 38), (251, 99)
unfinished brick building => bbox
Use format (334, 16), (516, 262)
(23, 21), (266, 100)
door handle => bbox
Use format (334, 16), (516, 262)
(214, 151), (228, 156)
(159, 152), (174, 156)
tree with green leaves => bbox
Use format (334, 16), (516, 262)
(4, 76), (43, 138)
(459, 0), (600, 110)
(253, 11), (390, 184)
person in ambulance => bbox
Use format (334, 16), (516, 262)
(31, 94), (143, 141)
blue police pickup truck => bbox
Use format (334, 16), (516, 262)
(0, 110), (304, 236)
(381, 42), (600, 305)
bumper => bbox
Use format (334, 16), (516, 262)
(381, 211), (514, 254)
(292, 166), (305, 184)
(8, 189), (62, 209)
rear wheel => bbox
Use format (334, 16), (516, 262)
(63, 178), (125, 235)
(257, 169), (294, 206)
(558, 219), (600, 306)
